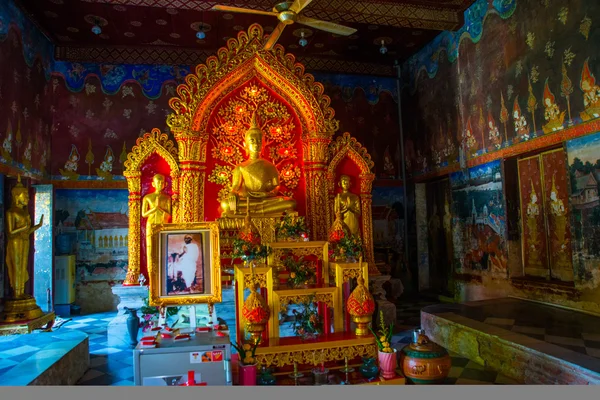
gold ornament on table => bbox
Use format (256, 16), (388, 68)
(242, 277), (270, 344)
(346, 269), (375, 336)
(141, 173), (172, 269)
(220, 112), (296, 217)
(334, 175), (361, 237)
(1, 176), (54, 330)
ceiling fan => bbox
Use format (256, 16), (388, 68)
(210, 0), (357, 50)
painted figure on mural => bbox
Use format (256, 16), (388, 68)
(142, 174), (172, 270)
(548, 174), (568, 267)
(97, 146), (115, 180)
(487, 111), (502, 149)
(220, 113), (297, 216)
(580, 59), (600, 121)
(334, 175), (362, 237)
(60, 144), (80, 180)
(464, 117), (477, 156)
(2, 121), (13, 162)
(5, 176), (44, 299)
(428, 202), (441, 254)
(526, 180), (541, 268)
(383, 146), (395, 177)
(513, 97), (530, 141)
(542, 79), (566, 134)
(442, 194), (453, 266)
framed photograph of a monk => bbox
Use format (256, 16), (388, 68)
(148, 222), (221, 307)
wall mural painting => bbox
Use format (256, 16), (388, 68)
(541, 149), (574, 282)
(449, 160), (507, 276)
(0, 23), (53, 179)
(371, 185), (404, 249)
(426, 179), (453, 295)
(54, 189), (129, 311)
(403, 0), (600, 179)
(517, 156), (548, 279)
(566, 132), (600, 287)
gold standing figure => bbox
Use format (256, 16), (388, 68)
(142, 174), (172, 268)
(5, 176), (44, 299)
(220, 113), (296, 216)
(333, 175), (361, 237)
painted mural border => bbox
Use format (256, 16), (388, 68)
(51, 180), (128, 189)
(412, 118), (600, 183)
(403, 0), (518, 94)
(0, 2), (54, 78)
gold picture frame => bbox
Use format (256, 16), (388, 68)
(148, 222), (221, 307)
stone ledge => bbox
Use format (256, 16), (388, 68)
(421, 307), (600, 385)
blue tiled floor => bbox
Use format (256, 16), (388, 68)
(0, 293), (520, 385)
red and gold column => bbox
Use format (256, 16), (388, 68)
(304, 137), (332, 241)
(359, 172), (378, 276)
(123, 170), (141, 285)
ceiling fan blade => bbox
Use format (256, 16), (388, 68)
(296, 16), (357, 36)
(264, 22), (286, 51)
(210, 5), (277, 17)
(289, 0), (314, 14)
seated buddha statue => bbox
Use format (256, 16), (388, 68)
(220, 114), (296, 216)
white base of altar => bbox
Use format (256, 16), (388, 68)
(107, 285), (149, 347)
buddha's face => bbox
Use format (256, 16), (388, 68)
(153, 175), (165, 192)
(14, 190), (28, 207)
(245, 131), (262, 154)
(340, 176), (351, 191)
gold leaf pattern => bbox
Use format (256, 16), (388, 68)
(580, 15), (592, 40)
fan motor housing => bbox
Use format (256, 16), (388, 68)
(278, 10), (296, 25)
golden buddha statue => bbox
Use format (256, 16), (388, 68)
(142, 174), (172, 263)
(333, 175), (361, 236)
(220, 114), (296, 216)
(6, 176), (44, 299)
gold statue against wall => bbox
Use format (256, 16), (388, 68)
(220, 114), (296, 216)
(526, 179), (541, 268)
(333, 175), (361, 237)
(142, 174), (172, 266)
(5, 176), (44, 299)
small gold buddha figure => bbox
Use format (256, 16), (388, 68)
(6, 176), (44, 299)
(334, 175), (361, 236)
(142, 174), (172, 260)
(220, 114), (296, 216)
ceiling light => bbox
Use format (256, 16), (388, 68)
(91, 23), (102, 35)
(196, 30), (206, 39)
(299, 31), (308, 47)
(379, 39), (388, 55)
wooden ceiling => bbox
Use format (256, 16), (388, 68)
(18, 0), (475, 76)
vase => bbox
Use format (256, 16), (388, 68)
(312, 368), (329, 385)
(123, 307), (140, 347)
(239, 363), (257, 386)
(257, 366), (276, 385)
(358, 357), (379, 379)
(378, 349), (397, 379)
(400, 334), (451, 384)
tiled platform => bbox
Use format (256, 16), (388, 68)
(0, 328), (89, 385)
(421, 298), (600, 384)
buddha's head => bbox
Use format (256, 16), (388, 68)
(339, 175), (351, 191)
(11, 176), (28, 207)
(152, 174), (166, 192)
(245, 114), (263, 156)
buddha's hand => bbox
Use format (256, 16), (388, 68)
(248, 191), (268, 198)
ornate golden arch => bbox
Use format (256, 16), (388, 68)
(166, 24), (339, 239)
(123, 129), (180, 285)
(327, 132), (378, 275)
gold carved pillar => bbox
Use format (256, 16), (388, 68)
(359, 172), (379, 276)
(172, 130), (208, 223)
(304, 137), (332, 241)
(123, 170), (141, 285)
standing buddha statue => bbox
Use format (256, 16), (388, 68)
(142, 174), (172, 271)
(5, 175), (44, 299)
(333, 175), (361, 237)
(220, 113), (296, 216)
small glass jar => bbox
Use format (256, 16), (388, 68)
(312, 368), (329, 385)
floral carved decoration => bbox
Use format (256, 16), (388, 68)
(207, 85), (301, 201)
